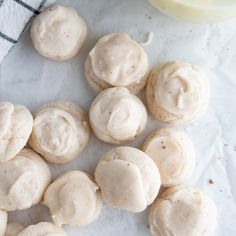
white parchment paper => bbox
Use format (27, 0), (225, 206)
(0, 0), (236, 235)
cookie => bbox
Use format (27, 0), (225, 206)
(29, 101), (90, 164)
(5, 223), (24, 236)
(146, 61), (209, 124)
(0, 148), (51, 211)
(142, 128), (195, 187)
(149, 186), (217, 236)
(31, 5), (87, 61)
(18, 222), (68, 236)
(89, 87), (147, 144)
(0, 102), (33, 162)
(44, 170), (102, 227)
(95, 146), (160, 212)
(85, 33), (149, 94)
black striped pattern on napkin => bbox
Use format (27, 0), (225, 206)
(0, 0), (49, 62)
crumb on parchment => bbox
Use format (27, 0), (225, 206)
(208, 179), (214, 184)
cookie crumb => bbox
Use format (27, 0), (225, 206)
(208, 179), (214, 184)
(141, 32), (154, 46)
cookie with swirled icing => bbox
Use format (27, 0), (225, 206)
(44, 170), (102, 227)
(149, 186), (217, 236)
(95, 146), (161, 212)
(31, 5), (87, 61)
(146, 61), (209, 124)
(89, 87), (147, 144)
(142, 128), (195, 187)
(0, 102), (33, 162)
(85, 33), (149, 94)
(29, 101), (90, 164)
(18, 222), (68, 236)
(0, 148), (51, 211)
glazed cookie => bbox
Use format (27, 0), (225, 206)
(89, 87), (147, 144)
(44, 170), (102, 227)
(149, 186), (217, 236)
(18, 222), (68, 236)
(85, 33), (149, 94)
(29, 101), (90, 164)
(0, 210), (7, 236)
(0, 148), (51, 211)
(95, 147), (161, 212)
(142, 128), (195, 187)
(31, 5), (87, 61)
(0, 102), (33, 162)
(5, 223), (24, 236)
(146, 61), (209, 124)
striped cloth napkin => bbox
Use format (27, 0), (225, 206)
(0, 0), (53, 63)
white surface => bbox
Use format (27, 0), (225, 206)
(0, 0), (236, 235)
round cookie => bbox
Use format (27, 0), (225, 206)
(85, 33), (149, 94)
(44, 170), (102, 227)
(0, 148), (51, 211)
(18, 222), (68, 236)
(5, 223), (24, 236)
(89, 87), (147, 144)
(149, 186), (217, 236)
(0, 210), (7, 236)
(146, 61), (209, 124)
(142, 128), (195, 187)
(29, 101), (90, 164)
(31, 5), (87, 61)
(95, 146), (161, 212)
(0, 102), (33, 162)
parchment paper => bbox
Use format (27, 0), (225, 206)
(0, 0), (236, 235)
